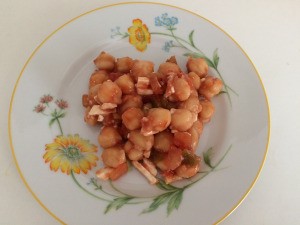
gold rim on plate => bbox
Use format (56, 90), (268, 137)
(8, 2), (270, 225)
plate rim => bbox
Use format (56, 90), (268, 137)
(8, 2), (271, 225)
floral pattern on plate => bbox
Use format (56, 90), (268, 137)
(34, 93), (231, 215)
(111, 13), (238, 104)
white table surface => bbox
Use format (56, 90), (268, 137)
(1, 0), (300, 224)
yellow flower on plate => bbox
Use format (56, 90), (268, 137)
(43, 134), (98, 175)
(128, 19), (151, 52)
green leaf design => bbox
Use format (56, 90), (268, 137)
(213, 48), (219, 68)
(204, 57), (215, 68)
(56, 111), (66, 119)
(213, 145), (232, 169)
(167, 190), (183, 215)
(50, 111), (56, 117)
(49, 118), (56, 127)
(122, 32), (129, 39)
(142, 192), (172, 214)
(105, 197), (133, 214)
(188, 30), (195, 47)
(88, 178), (102, 191)
(203, 147), (214, 169)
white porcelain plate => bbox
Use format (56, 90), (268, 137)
(9, 3), (270, 225)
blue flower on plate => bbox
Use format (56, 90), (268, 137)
(162, 40), (175, 52)
(155, 13), (178, 29)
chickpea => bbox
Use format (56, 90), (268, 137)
(97, 80), (122, 104)
(170, 109), (194, 132)
(98, 126), (122, 148)
(156, 146), (183, 171)
(153, 130), (173, 152)
(87, 88), (101, 106)
(162, 171), (183, 184)
(186, 57), (208, 78)
(173, 76), (191, 101)
(141, 108), (171, 136)
(151, 151), (166, 169)
(131, 60), (154, 82)
(129, 130), (154, 151)
(115, 74), (135, 94)
(199, 76), (223, 99)
(199, 99), (215, 123)
(116, 57), (134, 73)
(157, 62), (181, 80)
(89, 83), (101, 99)
(119, 94), (143, 113)
(94, 52), (115, 71)
(190, 120), (203, 136)
(188, 72), (201, 90)
(173, 132), (193, 150)
(188, 128), (200, 152)
(179, 96), (202, 114)
(188, 121), (203, 151)
(175, 163), (200, 178)
(89, 70), (108, 88)
(122, 107), (144, 130)
(101, 146), (126, 168)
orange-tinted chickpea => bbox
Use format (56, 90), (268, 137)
(170, 109), (194, 132)
(157, 62), (181, 80)
(186, 57), (208, 78)
(98, 126), (122, 148)
(153, 130), (173, 152)
(116, 57), (134, 73)
(128, 130), (154, 151)
(101, 146), (126, 168)
(119, 94), (143, 113)
(199, 76), (223, 99)
(115, 74), (135, 94)
(122, 107), (144, 130)
(141, 108), (171, 136)
(131, 60), (154, 81)
(199, 99), (215, 123)
(188, 72), (201, 90)
(89, 70), (108, 88)
(97, 80), (122, 104)
(94, 52), (115, 71)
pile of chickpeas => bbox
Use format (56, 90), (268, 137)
(82, 52), (223, 184)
